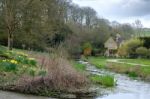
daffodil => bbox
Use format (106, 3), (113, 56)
(10, 60), (18, 64)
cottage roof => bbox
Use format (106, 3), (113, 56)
(104, 37), (118, 50)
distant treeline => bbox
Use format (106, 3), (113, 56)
(0, 0), (137, 56)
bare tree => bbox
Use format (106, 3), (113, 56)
(3, 0), (18, 50)
(134, 20), (143, 37)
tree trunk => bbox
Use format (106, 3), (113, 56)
(8, 33), (13, 50)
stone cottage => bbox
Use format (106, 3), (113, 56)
(104, 34), (124, 57)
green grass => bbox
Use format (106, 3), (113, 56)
(90, 74), (115, 87)
(120, 59), (150, 66)
(72, 61), (86, 72)
(128, 71), (138, 78)
(87, 57), (107, 69)
(106, 61), (150, 80)
(87, 56), (150, 80)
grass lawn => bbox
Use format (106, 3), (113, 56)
(87, 57), (107, 69)
(120, 59), (150, 66)
(72, 61), (86, 72)
(87, 56), (150, 81)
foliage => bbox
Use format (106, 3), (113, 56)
(0, 59), (18, 72)
(119, 38), (143, 57)
(0, 0), (135, 54)
(82, 42), (92, 57)
(118, 45), (128, 57)
(0, 46), (40, 76)
(128, 72), (138, 78)
(140, 37), (150, 48)
(136, 47), (148, 58)
(90, 74), (115, 87)
(92, 48), (101, 56)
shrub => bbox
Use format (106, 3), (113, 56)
(82, 42), (92, 57)
(119, 38), (143, 58)
(136, 47), (148, 58)
(118, 45), (128, 57)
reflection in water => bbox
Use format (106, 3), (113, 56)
(79, 60), (150, 99)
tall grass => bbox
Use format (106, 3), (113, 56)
(14, 48), (88, 95)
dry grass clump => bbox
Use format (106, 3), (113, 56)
(13, 51), (88, 95)
(46, 57), (88, 90)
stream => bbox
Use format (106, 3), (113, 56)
(79, 60), (150, 99)
(1, 61), (150, 99)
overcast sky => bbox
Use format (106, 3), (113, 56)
(72, 0), (150, 28)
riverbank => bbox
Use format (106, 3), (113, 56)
(0, 45), (95, 98)
(79, 60), (150, 99)
(87, 57), (150, 81)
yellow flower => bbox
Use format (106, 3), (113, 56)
(10, 60), (18, 64)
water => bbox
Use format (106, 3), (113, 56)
(79, 60), (150, 99)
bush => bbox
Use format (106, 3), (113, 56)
(118, 45), (128, 57)
(82, 42), (92, 57)
(118, 38), (143, 58)
(136, 47), (148, 58)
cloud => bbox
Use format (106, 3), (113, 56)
(72, 0), (150, 27)
(116, 0), (150, 17)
